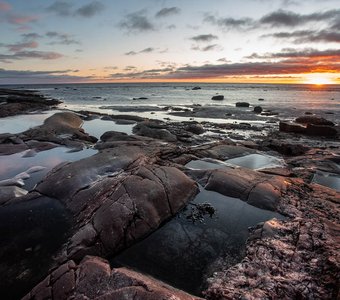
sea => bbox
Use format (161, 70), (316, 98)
(2, 82), (340, 122)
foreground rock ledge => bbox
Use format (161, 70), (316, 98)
(23, 256), (202, 300)
(35, 144), (199, 261)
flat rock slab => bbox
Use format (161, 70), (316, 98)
(23, 256), (202, 300)
(188, 166), (286, 211)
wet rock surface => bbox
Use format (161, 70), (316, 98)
(0, 95), (339, 299)
(0, 88), (61, 117)
(23, 256), (202, 300)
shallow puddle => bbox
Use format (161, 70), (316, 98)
(0, 110), (60, 134)
(186, 153), (285, 172)
(0, 147), (97, 190)
(113, 187), (282, 296)
(82, 118), (134, 138)
(226, 153), (285, 170)
(312, 171), (340, 191)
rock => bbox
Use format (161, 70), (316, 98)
(101, 115), (114, 121)
(192, 86), (201, 90)
(35, 146), (198, 260)
(134, 123), (177, 142)
(253, 106), (263, 114)
(258, 98), (265, 101)
(133, 97), (148, 100)
(0, 186), (28, 205)
(306, 124), (338, 137)
(23, 112), (98, 145)
(235, 102), (250, 107)
(279, 121), (306, 134)
(295, 116), (335, 126)
(114, 119), (136, 125)
(211, 95), (224, 101)
(185, 123), (205, 135)
(0, 89), (61, 117)
(23, 256), (201, 300)
(189, 166), (285, 211)
(100, 131), (136, 142)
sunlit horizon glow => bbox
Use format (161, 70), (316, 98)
(0, 0), (339, 85)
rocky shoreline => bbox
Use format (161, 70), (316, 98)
(0, 89), (339, 299)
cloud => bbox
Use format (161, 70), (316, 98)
(246, 48), (340, 60)
(204, 14), (254, 30)
(46, 1), (72, 16)
(0, 68), (93, 84)
(21, 33), (42, 40)
(119, 10), (155, 33)
(139, 47), (154, 53)
(190, 34), (218, 42)
(46, 31), (80, 45)
(6, 41), (38, 52)
(0, 50), (63, 63)
(263, 29), (340, 43)
(191, 44), (223, 51)
(7, 14), (38, 25)
(75, 1), (104, 17)
(0, 1), (11, 11)
(47, 1), (104, 18)
(155, 7), (180, 18)
(125, 47), (155, 55)
(259, 9), (340, 27)
(109, 67), (174, 79)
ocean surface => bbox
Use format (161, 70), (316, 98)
(2, 83), (340, 120)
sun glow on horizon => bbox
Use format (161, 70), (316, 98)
(304, 73), (336, 85)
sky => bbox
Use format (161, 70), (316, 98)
(0, 0), (339, 84)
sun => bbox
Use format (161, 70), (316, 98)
(304, 73), (335, 85)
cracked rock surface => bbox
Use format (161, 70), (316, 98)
(22, 256), (202, 300)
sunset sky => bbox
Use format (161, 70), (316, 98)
(0, 0), (339, 84)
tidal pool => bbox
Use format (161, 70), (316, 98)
(225, 153), (285, 170)
(186, 153), (285, 172)
(312, 171), (340, 191)
(113, 187), (282, 296)
(0, 196), (72, 300)
(81, 118), (134, 138)
(0, 147), (97, 190)
(0, 110), (60, 134)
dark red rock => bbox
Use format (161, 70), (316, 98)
(279, 121), (306, 134)
(306, 124), (338, 137)
(295, 116), (335, 126)
(24, 256), (201, 300)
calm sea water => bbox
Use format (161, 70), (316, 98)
(4, 83), (340, 120)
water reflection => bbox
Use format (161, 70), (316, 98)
(82, 118), (134, 138)
(312, 171), (340, 191)
(113, 187), (282, 295)
(0, 147), (97, 190)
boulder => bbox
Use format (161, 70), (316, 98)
(306, 124), (338, 137)
(295, 116), (335, 126)
(211, 95), (224, 101)
(100, 131), (136, 142)
(235, 102), (250, 107)
(189, 167), (285, 211)
(185, 123), (205, 135)
(23, 256), (201, 300)
(279, 121), (306, 134)
(192, 86), (201, 90)
(253, 106), (263, 114)
(133, 123), (177, 142)
(35, 146), (198, 260)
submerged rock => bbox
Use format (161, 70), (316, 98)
(23, 256), (201, 300)
(211, 95), (224, 101)
(235, 102), (250, 107)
